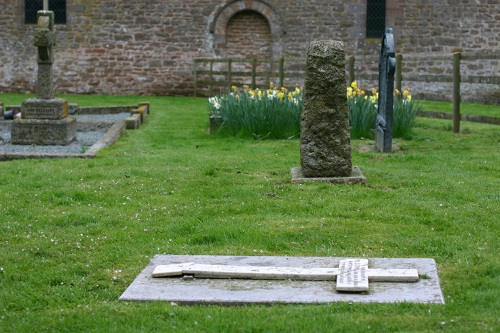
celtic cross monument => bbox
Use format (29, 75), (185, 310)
(11, 10), (76, 145)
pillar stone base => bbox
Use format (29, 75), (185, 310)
(11, 117), (76, 145)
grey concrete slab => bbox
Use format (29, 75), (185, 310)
(119, 255), (445, 305)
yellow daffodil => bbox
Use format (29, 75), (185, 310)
(347, 87), (353, 98)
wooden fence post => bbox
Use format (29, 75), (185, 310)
(209, 60), (214, 96)
(279, 57), (285, 87)
(193, 60), (198, 97)
(251, 58), (257, 90)
(348, 56), (355, 84)
(227, 58), (233, 90)
(395, 54), (403, 97)
(453, 52), (461, 133)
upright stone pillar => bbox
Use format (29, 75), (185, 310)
(11, 10), (76, 145)
(301, 40), (351, 177)
(292, 40), (365, 185)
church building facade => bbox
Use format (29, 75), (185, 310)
(0, 0), (498, 102)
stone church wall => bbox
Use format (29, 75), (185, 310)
(0, 0), (498, 102)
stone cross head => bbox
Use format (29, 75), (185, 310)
(33, 10), (55, 64)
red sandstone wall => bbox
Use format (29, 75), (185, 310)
(0, 0), (498, 100)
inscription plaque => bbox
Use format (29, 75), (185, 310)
(22, 98), (68, 120)
(336, 259), (369, 292)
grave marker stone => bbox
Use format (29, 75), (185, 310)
(375, 28), (396, 153)
(292, 40), (365, 184)
(151, 258), (419, 292)
(120, 255), (445, 304)
(11, 10), (76, 145)
(300, 40), (351, 177)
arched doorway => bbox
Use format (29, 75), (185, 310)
(207, 0), (286, 88)
(208, 0), (285, 58)
(225, 10), (272, 59)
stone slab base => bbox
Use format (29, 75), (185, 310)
(119, 255), (444, 304)
(291, 166), (366, 185)
(11, 117), (76, 145)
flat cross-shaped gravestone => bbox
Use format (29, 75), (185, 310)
(151, 258), (418, 292)
(120, 255), (445, 304)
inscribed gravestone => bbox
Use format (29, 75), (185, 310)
(300, 40), (352, 177)
(120, 255), (445, 304)
(375, 28), (396, 153)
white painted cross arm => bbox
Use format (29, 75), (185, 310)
(152, 259), (419, 292)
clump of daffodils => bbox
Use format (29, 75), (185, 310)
(347, 81), (419, 139)
(396, 88), (412, 103)
(208, 82), (303, 139)
(347, 81), (378, 107)
(208, 81), (418, 140)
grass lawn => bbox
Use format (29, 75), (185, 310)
(0, 95), (499, 332)
(420, 100), (500, 118)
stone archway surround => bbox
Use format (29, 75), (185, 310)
(208, 0), (286, 58)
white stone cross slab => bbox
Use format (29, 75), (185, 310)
(152, 258), (419, 292)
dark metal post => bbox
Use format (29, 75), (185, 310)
(375, 28), (396, 153)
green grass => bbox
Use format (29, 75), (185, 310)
(421, 100), (500, 118)
(0, 94), (499, 332)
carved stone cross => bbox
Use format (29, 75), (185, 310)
(152, 258), (419, 292)
(375, 28), (396, 153)
(33, 10), (55, 99)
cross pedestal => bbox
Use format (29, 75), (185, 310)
(11, 10), (76, 146)
(152, 258), (419, 292)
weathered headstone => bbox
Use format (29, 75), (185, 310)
(11, 10), (76, 145)
(375, 28), (396, 153)
(293, 40), (365, 184)
(300, 40), (351, 177)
